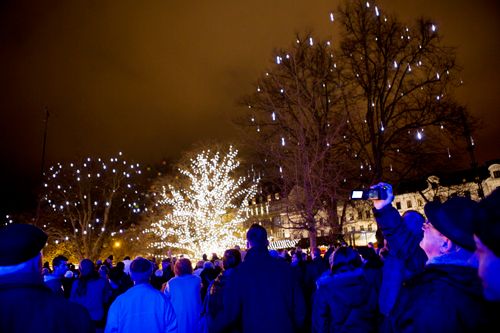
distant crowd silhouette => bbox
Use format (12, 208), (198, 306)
(1, 183), (499, 333)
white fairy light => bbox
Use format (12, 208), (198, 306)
(149, 147), (258, 259)
(329, 12), (334, 22)
(375, 6), (379, 16)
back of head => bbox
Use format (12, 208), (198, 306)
(331, 247), (362, 274)
(246, 224), (268, 249)
(403, 210), (425, 238)
(174, 258), (193, 276)
(0, 223), (47, 273)
(79, 259), (95, 278)
(223, 249), (242, 270)
(116, 261), (125, 271)
(312, 247), (321, 259)
(130, 257), (153, 283)
(203, 261), (214, 270)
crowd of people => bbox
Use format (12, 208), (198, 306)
(0, 183), (499, 333)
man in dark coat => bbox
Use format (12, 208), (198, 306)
(221, 224), (306, 333)
(0, 223), (93, 333)
(372, 183), (495, 333)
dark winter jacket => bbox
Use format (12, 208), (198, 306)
(312, 268), (378, 333)
(220, 247), (306, 333)
(373, 205), (427, 316)
(0, 272), (93, 333)
(390, 252), (497, 333)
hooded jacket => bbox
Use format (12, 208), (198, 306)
(312, 268), (378, 333)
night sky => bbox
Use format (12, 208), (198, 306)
(1, 0), (499, 214)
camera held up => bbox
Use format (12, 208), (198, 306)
(350, 185), (388, 200)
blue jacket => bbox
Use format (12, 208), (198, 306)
(373, 205), (427, 316)
(0, 272), (93, 333)
(313, 268), (378, 333)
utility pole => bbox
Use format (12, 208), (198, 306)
(460, 107), (484, 199)
(35, 107), (50, 226)
(40, 107), (50, 179)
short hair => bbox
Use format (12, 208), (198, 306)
(246, 224), (268, 248)
(403, 210), (425, 237)
(174, 258), (193, 276)
(79, 259), (95, 277)
(203, 261), (214, 269)
(223, 249), (242, 270)
(312, 247), (321, 258)
(116, 261), (125, 271)
(130, 257), (152, 283)
(331, 247), (362, 274)
(52, 255), (68, 269)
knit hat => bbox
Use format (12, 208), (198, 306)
(0, 224), (48, 266)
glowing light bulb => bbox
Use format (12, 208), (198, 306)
(375, 6), (379, 16)
(329, 12), (334, 22)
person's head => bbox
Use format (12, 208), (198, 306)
(246, 224), (268, 249)
(291, 252), (302, 265)
(195, 260), (204, 269)
(202, 254), (208, 261)
(312, 247), (321, 259)
(123, 256), (131, 261)
(330, 246), (362, 274)
(421, 197), (479, 261)
(174, 258), (193, 276)
(474, 188), (500, 301)
(116, 261), (125, 271)
(222, 249), (241, 270)
(403, 210), (425, 239)
(52, 255), (69, 276)
(98, 264), (109, 279)
(203, 261), (214, 270)
(161, 258), (171, 270)
(130, 257), (153, 284)
(0, 224), (47, 276)
(79, 259), (95, 278)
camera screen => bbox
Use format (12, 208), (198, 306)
(351, 190), (364, 199)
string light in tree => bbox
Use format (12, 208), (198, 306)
(149, 147), (258, 259)
(41, 152), (145, 259)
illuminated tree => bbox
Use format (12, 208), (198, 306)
(239, 35), (353, 250)
(335, 0), (471, 182)
(39, 153), (147, 260)
(150, 146), (258, 259)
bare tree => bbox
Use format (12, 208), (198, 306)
(238, 35), (352, 250)
(39, 153), (147, 260)
(337, 0), (471, 183)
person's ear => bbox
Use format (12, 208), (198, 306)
(440, 237), (452, 254)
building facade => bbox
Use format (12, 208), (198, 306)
(247, 163), (500, 248)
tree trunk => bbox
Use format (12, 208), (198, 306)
(308, 228), (317, 253)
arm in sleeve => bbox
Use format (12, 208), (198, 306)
(373, 205), (424, 262)
(104, 301), (119, 333)
(164, 298), (177, 333)
(312, 287), (330, 333)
